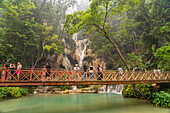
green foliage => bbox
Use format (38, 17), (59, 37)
(58, 86), (72, 91)
(123, 84), (155, 99)
(0, 87), (28, 100)
(0, 0), (72, 67)
(93, 85), (100, 93)
(122, 84), (135, 98)
(155, 43), (170, 70)
(127, 52), (146, 70)
(152, 91), (170, 108)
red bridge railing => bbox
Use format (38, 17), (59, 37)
(0, 68), (169, 82)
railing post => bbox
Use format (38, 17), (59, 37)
(76, 72), (78, 81)
(7, 68), (10, 81)
(30, 68), (33, 81)
(41, 68), (46, 81)
(69, 70), (71, 81)
(1, 66), (6, 82)
(103, 72), (105, 81)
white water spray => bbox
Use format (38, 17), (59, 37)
(100, 85), (123, 94)
(72, 33), (89, 69)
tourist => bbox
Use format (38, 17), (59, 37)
(16, 62), (22, 80)
(10, 61), (16, 80)
(42, 65), (46, 81)
(74, 64), (80, 80)
(89, 65), (93, 79)
(157, 68), (161, 74)
(83, 65), (87, 80)
(3, 59), (9, 68)
(1, 64), (6, 81)
(117, 65), (123, 79)
(117, 65), (123, 75)
(74, 64), (80, 71)
(153, 68), (158, 79)
(46, 63), (51, 81)
(3, 59), (9, 80)
(153, 68), (157, 74)
(97, 65), (103, 80)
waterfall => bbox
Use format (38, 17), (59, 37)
(72, 33), (89, 69)
(100, 85), (123, 94)
(62, 39), (72, 69)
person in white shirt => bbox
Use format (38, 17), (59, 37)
(117, 65), (123, 75)
(74, 64), (80, 80)
(153, 68), (157, 74)
(74, 64), (80, 72)
(157, 68), (161, 74)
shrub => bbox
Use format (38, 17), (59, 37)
(93, 85), (100, 93)
(58, 86), (72, 91)
(0, 87), (28, 100)
(152, 91), (170, 108)
(122, 84), (135, 98)
(122, 84), (156, 99)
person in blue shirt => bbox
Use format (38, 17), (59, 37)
(97, 65), (103, 80)
(3, 59), (9, 80)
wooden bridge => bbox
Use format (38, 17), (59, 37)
(0, 68), (169, 86)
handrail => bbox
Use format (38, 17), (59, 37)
(0, 68), (169, 82)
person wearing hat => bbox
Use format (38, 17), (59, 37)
(74, 64), (80, 80)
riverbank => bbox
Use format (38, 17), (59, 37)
(122, 83), (170, 108)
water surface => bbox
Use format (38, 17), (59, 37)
(0, 94), (169, 113)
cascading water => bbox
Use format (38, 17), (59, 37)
(100, 85), (123, 94)
(62, 39), (72, 69)
(72, 33), (89, 69)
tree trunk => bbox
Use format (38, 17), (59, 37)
(133, 84), (143, 97)
(103, 32), (143, 96)
(94, 24), (143, 96)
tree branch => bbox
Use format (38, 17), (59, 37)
(102, 1), (108, 29)
(32, 37), (46, 68)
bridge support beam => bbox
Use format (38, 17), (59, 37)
(0, 80), (170, 86)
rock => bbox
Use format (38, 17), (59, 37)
(57, 55), (63, 65)
(73, 52), (80, 62)
(83, 61), (89, 67)
(74, 89), (82, 93)
(92, 58), (106, 70)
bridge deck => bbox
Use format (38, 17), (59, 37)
(0, 68), (169, 86)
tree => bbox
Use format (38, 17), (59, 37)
(155, 43), (170, 70)
(0, 0), (64, 67)
(64, 0), (144, 95)
(65, 0), (140, 68)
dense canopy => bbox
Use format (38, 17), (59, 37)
(0, 0), (169, 70)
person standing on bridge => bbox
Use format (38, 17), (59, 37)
(1, 64), (6, 82)
(157, 68), (161, 74)
(3, 59), (9, 68)
(89, 65), (93, 80)
(42, 65), (46, 81)
(46, 63), (51, 81)
(97, 65), (103, 80)
(83, 65), (87, 80)
(117, 65), (123, 79)
(3, 59), (9, 80)
(16, 62), (22, 81)
(74, 64), (80, 80)
(10, 61), (16, 80)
